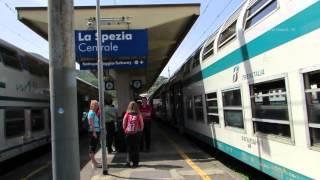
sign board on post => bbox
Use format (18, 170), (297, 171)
(132, 80), (142, 89)
(104, 80), (114, 90)
(75, 29), (148, 69)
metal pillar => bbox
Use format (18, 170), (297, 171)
(96, 0), (108, 175)
(115, 72), (131, 113)
(48, 0), (80, 179)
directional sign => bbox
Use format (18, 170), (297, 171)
(75, 29), (148, 69)
(79, 57), (147, 70)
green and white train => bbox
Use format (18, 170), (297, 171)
(0, 39), (50, 162)
(152, 0), (320, 179)
(0, 39), (99, 162)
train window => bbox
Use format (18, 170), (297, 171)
(192, 58), (199, 68)
(202, 41), (214, 61)
(19, 55), (29, 70)
(250, 78), (291, 138)
(218, 21), (237, 49)
(31, 109), (45, 132)
(26, 56), (44, 77)
(194, 95), (204, 122)
(186, 97), (193, 120)
(254, 121), (290, 137)
(304, 70), (320, 147)
(183, 59), (191, 76)
(5, 109), (25, 138)
(222, 89), (244, 128)
(206, 92), (219, 124)
(245, 0), (278, 29)
(0, 46), (22, 70)
(192, 50), (201, 68)
(39, 62), (49, 77)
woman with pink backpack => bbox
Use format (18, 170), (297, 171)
(122, 101), (144, 168)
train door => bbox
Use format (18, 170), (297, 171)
(176, 82), (184, 132)
(166, 91), (172, 123)
(161, 93), (167, 121)
(173, 82), (183, 128)
(170, 85), (176, 125)
(29, 107), (49, 142)
(2, 108), (28, 159)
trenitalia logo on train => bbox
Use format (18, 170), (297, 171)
(74, 29), (148, 58)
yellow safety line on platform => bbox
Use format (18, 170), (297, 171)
(162, 132), (212, 180)
(20, 162), (50, 180)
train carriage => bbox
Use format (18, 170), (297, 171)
(152, 0), (320, 179)
(0, 39), (101, 162)
(0, 40), (50, 162)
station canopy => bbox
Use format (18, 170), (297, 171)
(16, 4), (200, 91)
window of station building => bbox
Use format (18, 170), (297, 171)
(0, 46), (21, 70)
(186, 97), (194, 120)
(245, 0), (278, 29)
(202, 41), (214, 61)
(218, 21), (237, 49)
(222, 89), (244, 128)
(304, 70), (320, 147)
(31, 109), (45, 132)
(250, 78), (291, 138)
(206, 92), (219, 124)
(194, 95), (204, 122)
(5, 108), (25, 138)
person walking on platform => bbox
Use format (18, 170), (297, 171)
(104, 99), (118, 153)
(87, 100), (102, 168)
(123, 101), (144, 168)
(139, 97), (153, 152)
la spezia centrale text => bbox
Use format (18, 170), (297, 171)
(77, 31), (133, 53)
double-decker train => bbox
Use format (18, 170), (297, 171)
(151, 0), (320, 179)
(0, 39), (99, 162)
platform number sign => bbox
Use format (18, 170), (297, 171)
(105, 80), (114, 90)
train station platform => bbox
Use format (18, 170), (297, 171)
(81, 121), (243, 180)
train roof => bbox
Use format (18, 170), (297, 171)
(166, 1), (246, 84)
(0, 39), (108, 99)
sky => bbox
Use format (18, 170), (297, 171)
(0, 0), (244, 77)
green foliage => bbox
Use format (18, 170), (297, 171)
(146, 76), (168, 96)
(76, 70), (98, 86)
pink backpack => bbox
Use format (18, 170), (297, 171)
(125, 113), (139, 134)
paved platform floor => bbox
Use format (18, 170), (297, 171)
(81, 121), (244, 180)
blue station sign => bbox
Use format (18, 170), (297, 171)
(75, 29), (148, 69)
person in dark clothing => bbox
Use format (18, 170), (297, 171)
(114, 112), (127, 152)
(104, 99), (118, 153)
(123, 101), (144, 168)
(139, 97), (152, 152)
